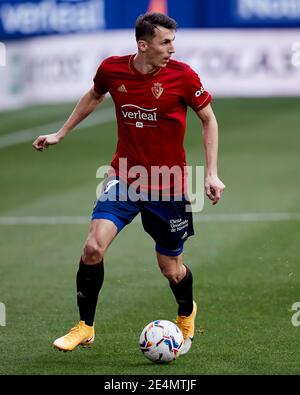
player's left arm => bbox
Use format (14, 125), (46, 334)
(196, 103), (226, 205)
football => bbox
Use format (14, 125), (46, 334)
(139, 320), (184, 363)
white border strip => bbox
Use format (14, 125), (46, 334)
(1, 213), (300, 225)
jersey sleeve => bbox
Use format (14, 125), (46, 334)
(183, 67), (212, 112)
(93, 60), (109, 95)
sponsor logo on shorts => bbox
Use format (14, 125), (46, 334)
(181, 231), (188, 239)
(170, 218), (188, 233)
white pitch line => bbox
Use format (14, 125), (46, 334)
(1, 213), (300, 225)
(0, 216), (89, 225)
(194, 212), (300, 222)
(0, 107), (115, 149)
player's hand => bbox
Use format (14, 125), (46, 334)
(205, 175), (226, 205)
(32, 133), (62, 152)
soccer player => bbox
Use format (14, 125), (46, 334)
(32, 13), (225, 355)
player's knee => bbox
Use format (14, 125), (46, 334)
(160, 263), (183, 284)
(158, 254), (185, 284)
(163, 272), (182, 284)
(83, 240), (105, 264)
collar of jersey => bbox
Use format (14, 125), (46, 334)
(128, 54), (162, 79)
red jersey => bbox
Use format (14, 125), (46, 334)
(93, 54), (212, 195)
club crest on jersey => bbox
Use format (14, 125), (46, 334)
(151, 82), (164, 99)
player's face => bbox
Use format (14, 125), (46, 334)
(145, 26), (175, 68)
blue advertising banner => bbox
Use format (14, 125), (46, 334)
(1, 0), (300, 40)
(231, 0), (300, 27)
(202, 0), (300, 27)
(0, 0), (205, 40)
(104, 0), (204, 30)
(0, 0), (105, 39)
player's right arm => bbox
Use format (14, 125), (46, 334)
(32, 88), (105, 152)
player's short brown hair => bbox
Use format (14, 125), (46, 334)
(135, 13), (177, 42)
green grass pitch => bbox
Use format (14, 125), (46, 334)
(0, 97), (299, 374)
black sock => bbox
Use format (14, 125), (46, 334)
(169, 265), (193, 316)
(76, 258), (104, 326)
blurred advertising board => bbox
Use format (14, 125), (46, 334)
(1, 29), (299, 110)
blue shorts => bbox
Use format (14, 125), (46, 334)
(92, 177), (194, 256)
